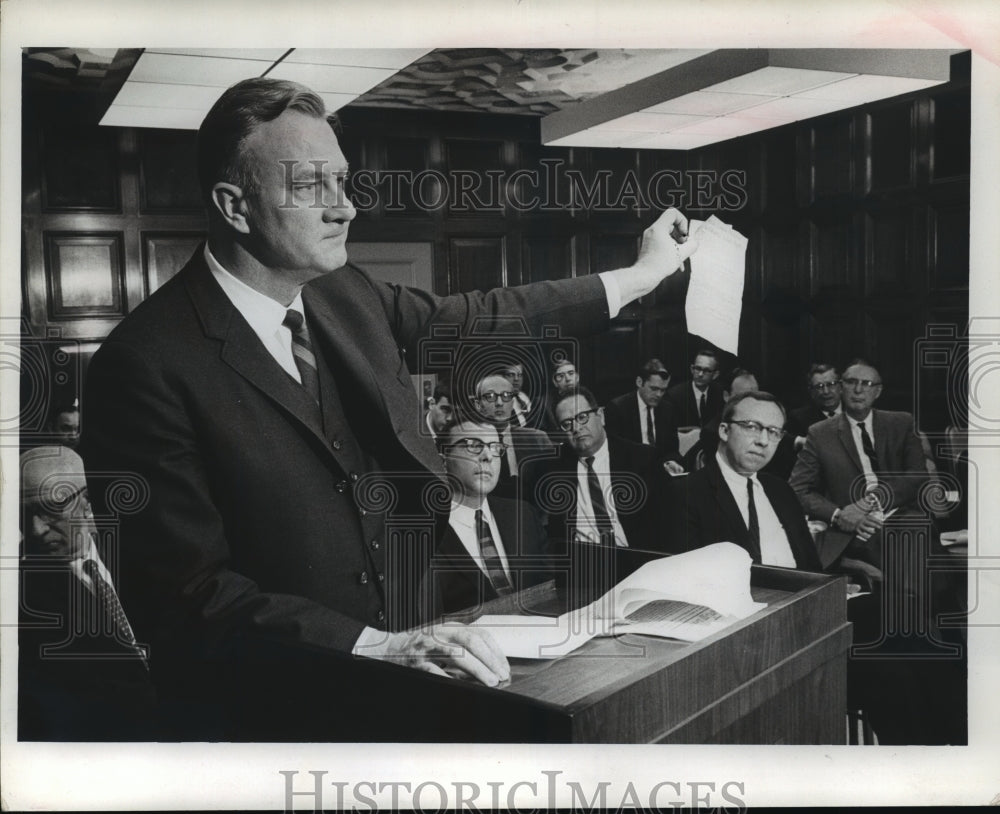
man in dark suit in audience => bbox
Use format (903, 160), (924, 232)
(19, 446), (156, 740)
(603, 358), (684, 474)
(540, 386), (673, 553)
(668, 391), (821, 570)
(786, 362), (843, 445)
(667, 348), (724, 427)
(431, 417), (550, 615)
(423, 379), (453, 441)
(473, 371), (556, 501)
(686, 367), (758, 470)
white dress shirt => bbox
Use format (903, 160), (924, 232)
(715, 451), (796, 567)
(574, 438), (630, 547)
(447, 500), (511, 579)
(205, 245), (307, 383)
(850, 412), (879, 490)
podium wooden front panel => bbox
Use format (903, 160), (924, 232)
(478, 565), (850, 744)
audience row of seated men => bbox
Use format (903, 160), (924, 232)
(20, 351), (962, 743)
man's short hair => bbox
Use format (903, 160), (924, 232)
(724, 367), (756, 391)
(553, 385), (600, 414)
(844, 356), (881, 375)
(47, 401), (79, 424)
(431, 379), (451, 403)
(692, 348), (718, 364)
(637, 358), (670, 383)
(435, 410), (493, 450)
(198, 77), (335, 205)
(806, 362), (839, 383)
(721, 390), (787, 424)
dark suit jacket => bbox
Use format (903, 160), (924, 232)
(668, 457), (822, 571)
(787, 404), (835, 439)
(81, 247), (610, 733)
(18, 562), (157, 740)
(491, 424), (558, 502)
(603, 390), (682, 465)
(431, 497), (550, 615)
(666, 380), (724, 427)
(539, 435), (675, 555)
(789, 410), (929, 566)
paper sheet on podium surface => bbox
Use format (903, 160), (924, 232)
(465, 542), (766, 659)
(685, 217), (748, 355)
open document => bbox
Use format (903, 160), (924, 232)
(685, 216), (748, 356)
(464, 542), (766, 659)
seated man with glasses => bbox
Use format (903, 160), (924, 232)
(431, 416), (551, 615)
(19, 446), (156, 740)
(666, 349), (725, 428)
(473, 371), (555, 501)
(789, 358), (929, 571)
(786, 363), (843, 449)
(668, 392), (822, 569)
(539, 386), (674, 554)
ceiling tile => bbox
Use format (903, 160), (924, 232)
(146, 48), (287, 62)
(645, 90), (772, 117)
(590, 112), (708, 133)
(100, 105), (209, 129)
(284, 49), (431, 69)
(266, 62), (397, 94)
(798, 73), (944, 102)
(113, 82), (227, 109)
(708, 66), (856, 96)
(129, 52), (269, 86)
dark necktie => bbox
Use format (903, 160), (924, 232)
(699, 392), (707, 422)
(858, 422), (880, 471)
(826, 410), (837, 418)
(82, 559), (148, 669)
(283, 309), (320, 403)
(646, 405), (656, 445)
(475, 509), (513, 596)
(746, 477), (761, 558)
(584, 456), (615, 544)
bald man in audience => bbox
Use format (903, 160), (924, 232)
(19, 446), (155, 740)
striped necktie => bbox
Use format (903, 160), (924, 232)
(584, 456), (615, 545)
(283, 309), (320, 403)
(474, 509), (513, 596)
(82, 559), (149, 669)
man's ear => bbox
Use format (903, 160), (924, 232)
(210, 182), (251, 234)
(635, 376), (643, 389)
(718, 421), (730, 443)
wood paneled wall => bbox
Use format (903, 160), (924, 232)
(21, 61), (969, 433)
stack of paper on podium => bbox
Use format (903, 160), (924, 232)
(685, 217), (749, 355)
(466, 542), (766, 659)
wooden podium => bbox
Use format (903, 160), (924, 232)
(322, 549), (852, 744)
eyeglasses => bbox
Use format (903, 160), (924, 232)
(476, 390), (514, 403)
(841, 377), (882, 390)
(726, 420), (786, 443)
(444, 438), (507, 457)
(24, 486), (90, 523)
(553, 370), (576, 382)
(557, 409), (599, 432)
(808, 380), (841, 391)
(691, 365), (717, 375)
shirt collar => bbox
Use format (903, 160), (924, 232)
(204, 244), (304, 338)
(450, 498), (491, 528)
(577, 436), (610, 469)
(851, 411), (874, 434)
(716, 449), (759, 487)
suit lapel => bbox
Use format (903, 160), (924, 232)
(184, 254), (329, 447)
(836, 414), (865, 473)
(705, 459), (751, 549)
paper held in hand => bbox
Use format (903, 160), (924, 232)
(684, 216), (748, 356)
(467, 542), (767, 659)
